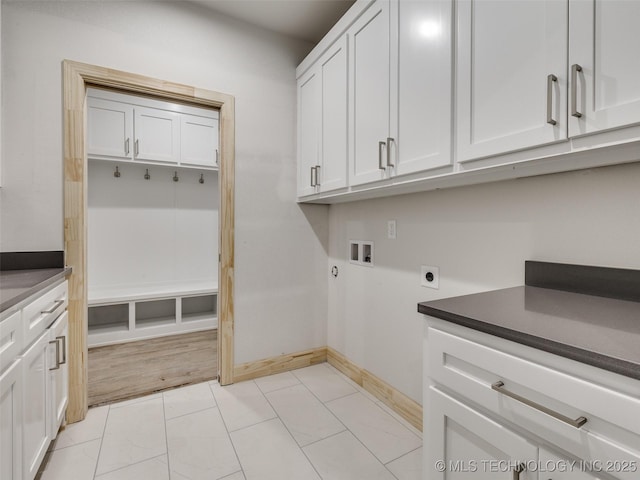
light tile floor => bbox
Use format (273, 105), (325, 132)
(39, 363), (422, 480)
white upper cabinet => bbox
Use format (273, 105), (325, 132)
(87, 98), (134, 160)
(134, 106), (181, 164)
(349, 0), (391, 186)
(297, 36), (348, 197)
(456, 0), (568, 162)
(180, 114), (219, 168)
(87, 89), (219, 170)
(297, 68), (321, 197)
(319, 36), (348, 192)
(394, 0), (452, 176)
(569, 0), (640, 137)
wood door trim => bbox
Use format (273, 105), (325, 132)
(63, 60), (235, 423)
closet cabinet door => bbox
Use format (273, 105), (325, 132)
(0, 360), (22, 480)
(426, 387), (538, 480)
(181, 114), (219, 168)
(349, 0), (391, 186)
(297, 67), (321, 197)
(456, 0), (567, 162)
(134, 106), (181, 164)
(87, 98), (134, 160)
(395, 0), (452, 176)
(569, 0), (640, 137)
(319, 36), (348, 192)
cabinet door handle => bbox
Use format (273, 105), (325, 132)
(571, 64), (583, 118)
(386, 137), (395, 167)
(512, 462), (526, 480)
(49, 339), (61, 371)
(378, 141), (386, 170)
(216, 149), (219, 166)
(57, 335), (67, 365)
(41, 299), (64, 314)
(315, 165), (321, 186)
(492, 381), (587, 428)
(125, 138), (130, 155)
(546, 74), (557, 125)
(310, 166), (316, 187)
(134, 139), (140, 156)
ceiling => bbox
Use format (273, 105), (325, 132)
(188, 0), (356, 44)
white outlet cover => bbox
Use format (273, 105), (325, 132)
(387, 220), (397, 239)
(421, 265), (439, 289)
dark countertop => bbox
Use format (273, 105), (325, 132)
(0, 268), (72, 313)
(418, 285), (640, 381)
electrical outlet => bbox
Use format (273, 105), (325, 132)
(421, 265), (440, 289)
(387, 220), (397, 239)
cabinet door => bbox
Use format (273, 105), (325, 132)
(181, 114), (219, 168)
(349, 0), (391, 186)
(134, 106), (181, 164)
(22, 332), (51, 480)
(0, 360), (23, 480)
(297, 67), (321, 197)
(394, 0), (453, 176)
(48, 311), (68, 439)
(569, 0), (640, 137)
(456, 0), (567, 162)
(426, 387), (537, 479)
(87, 98), (134, 160)
(319, 36), (348, 193)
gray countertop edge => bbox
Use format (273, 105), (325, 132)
(1, 267), (72, 313)
(417, 303), (640, 382)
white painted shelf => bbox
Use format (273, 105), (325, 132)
(88, 282), (218, 347)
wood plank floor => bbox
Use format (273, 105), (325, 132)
(88, 329), (217, 406)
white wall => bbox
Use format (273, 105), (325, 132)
(0, 1), (329, 363)
(328, 162), (640, 403)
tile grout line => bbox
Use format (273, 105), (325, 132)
(164, 404), (219, 422)
(260, 384), (325, 480)
(93, 453), (169, 479)
(92, 404), (111, 480)
(383, 445), (422, 467)
(208, 380), (246, 479)
(161, 391), (172, 479)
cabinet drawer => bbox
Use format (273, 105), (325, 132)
(0, 310), (23, 374)
(23, 281), (68, 348)
(427, 327), (640, 440)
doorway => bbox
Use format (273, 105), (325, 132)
(63, 60), (235, 423)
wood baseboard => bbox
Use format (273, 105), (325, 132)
(233, 347), (327, 383)
(327, 347), (423, 431)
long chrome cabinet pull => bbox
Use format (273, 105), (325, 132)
(492, 381), (587, 428)
(386, 137), (395, 167)
(41, 299), (64, 315)
(49, 339), (61, 371)
(125, 138), (130, 155)
(134, 139), (140, 156)
(546, 74), (557, 125)
(378, 141), (386, 170)
(512, 463), (526, 480)
(571, 64), (583, 118)
(57, 335), (67, 365)
(315, 165), (321, 186)
(310, 166), (315, 187)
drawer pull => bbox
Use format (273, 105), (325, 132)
(49, 339), (61, 371)
(57, 335), (67, 365)
(41, 299), (65, 314)
(491, 381), (587, 428)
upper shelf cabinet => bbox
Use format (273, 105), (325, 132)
(569, 0), (640, 137)
(456, 0), (568, 162)
(87, 89), (219, 170)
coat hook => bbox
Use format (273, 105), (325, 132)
(199, 173), (204, 184)
(144, 169), (150, 180)
(114, 166), (121, 178)
(173, 171), (179, 182)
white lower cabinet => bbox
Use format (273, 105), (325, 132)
(0, 278), (69, 480)
(0, 359), (23, 480)
(427, 386), (537, 480)
(424, 320), (640, 480)
(21, 330), (51, 480)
